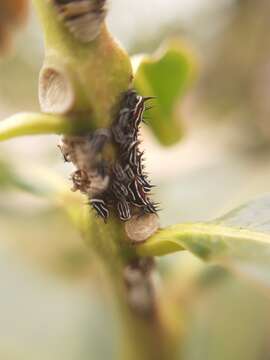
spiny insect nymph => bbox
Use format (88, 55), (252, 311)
(59, 90), (158, 222)
(89, 90), (158, 222)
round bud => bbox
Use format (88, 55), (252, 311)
(125, 213), (160, 243)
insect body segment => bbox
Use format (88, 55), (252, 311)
(90, 198), (110, 221)
(117, 200), (131, 221)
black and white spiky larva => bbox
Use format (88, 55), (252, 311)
(59, 89), (158, 222)
(52, 0), (107, 42)
(88, 89), (158, 222)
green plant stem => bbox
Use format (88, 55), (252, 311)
(82, 218), (175, 360)
(29, 1), (176, 359)
(32, 0), (133, 128)
(0, 112), (70, 141)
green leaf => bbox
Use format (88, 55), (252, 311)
(0, 112), (71, 141)
(137, 196), (270, 289)
(133, 40), (197, 146)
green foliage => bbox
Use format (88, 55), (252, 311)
(138, 196), (270, 289)
(133, 40), (197, 146)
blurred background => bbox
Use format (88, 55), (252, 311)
(1, 0), (270, 359)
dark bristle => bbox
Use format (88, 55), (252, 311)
(143, 96), (157, 102)
(142, 116), (152, 122)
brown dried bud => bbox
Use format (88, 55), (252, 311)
(53, 0), (107, 43)
(39, 65), (75, 114)
(125, 213), (160, 243)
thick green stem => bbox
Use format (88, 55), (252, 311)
(30, 1), (174, 359)
(32, 0), (133, 128)
(83, 217), (174, 360)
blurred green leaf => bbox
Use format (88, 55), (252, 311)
(182, 275), (270, 360)
(0, 158), (88, 230)
(0, 158), (41, 194)
(138, 195), (270, 289)
(133, 40), (197, 146)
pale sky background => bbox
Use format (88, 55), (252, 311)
(107, 0), (234, 49)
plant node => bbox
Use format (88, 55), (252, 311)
(39, 65), (75, 114)
(125, 213), (160, 243)
(52, 0), (107, 42)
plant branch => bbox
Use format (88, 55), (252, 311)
(10, 2), (175, 359)
(0, 112), (71, 141)
(32, 0), (133, 128)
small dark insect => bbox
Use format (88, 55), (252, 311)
(64, 89), (158, 222)
(107, 89), (158, 220)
